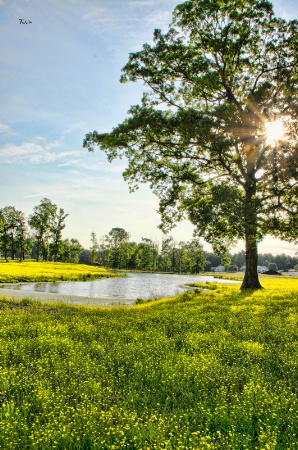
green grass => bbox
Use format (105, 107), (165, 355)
(204, 271), (245, 281)
(0, 260), (119, 283)
(186, 282), (219, 290)
(0, 278), (297, 449)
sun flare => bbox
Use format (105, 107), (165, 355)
(265, 120), (285, 143)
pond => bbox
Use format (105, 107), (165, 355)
(0, 272), (240, 306)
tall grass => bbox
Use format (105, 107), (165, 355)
(0, 278), (297, 449)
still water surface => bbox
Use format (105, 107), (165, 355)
(1, 272), (239, 304)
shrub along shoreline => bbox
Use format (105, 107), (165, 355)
(0, 278), (297, 449)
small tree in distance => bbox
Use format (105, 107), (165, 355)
(84, 0), (298, 290)
(221, 256), (232, 271)
(105, 228), (131, 269)
(0, 206), (27, 260)
(51, 208), (69, 261)
(28, 198), (58, 262)
(90, 231), (99, 264)
(268, 262), (278, 272)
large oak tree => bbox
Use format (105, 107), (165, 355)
(84, 0), (298, 289)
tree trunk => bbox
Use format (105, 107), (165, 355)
(3, 229), (8, 260)
(36, 239), (40, 262)
(11, 233), (15, 260)
(241, 234), (262, 289)
(241, 180), (263, 290)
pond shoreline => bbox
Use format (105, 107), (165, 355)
(0, 286), (135, 306)
(0, 274), (241, 307)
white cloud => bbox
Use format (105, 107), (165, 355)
(144, 10), (173, 27)
(82, 1), (172, 33)
(127, 0), (155, 7)
(61, 121), (87, 138)
(74, 160), (126, 173)
(34, 136), (46, 141)
(272, 0), (298, 20)
(57, 159), (81, 168)
(83, 6), (116, 25)
(0, 140), (74, 164)
(0, 123), (10, 133)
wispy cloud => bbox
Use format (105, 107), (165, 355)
(0, 140), (74, 164)
(82, 1), (173, 34)
(143, 9), (173, 28)
(21, 171), (130, 201)
(57, 159), (81, 168)
(127, 0), (155, 8)
(0, 123), (10, 133)
(61, 122), (88, 138)
(0, 123), (17, 138)
(273, 0), (297, 20)
(83, 6), (117, 25)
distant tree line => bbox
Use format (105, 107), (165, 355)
(1, 202), (297, 272)
(82, 228), (298, 273)
(0, 198), (82, 263)
(204, 251), (298, 272)
(80, 228), (207, 273)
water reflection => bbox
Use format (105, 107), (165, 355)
(0, 272), (239, 300)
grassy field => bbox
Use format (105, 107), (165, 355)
(0, 277), (298, 449)
(0, 260), (119, 283)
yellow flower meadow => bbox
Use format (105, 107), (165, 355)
(0, 276), (297, 449)
(0, 260), (118, 283)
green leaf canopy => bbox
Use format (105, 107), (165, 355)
(84, 0), (298, 289)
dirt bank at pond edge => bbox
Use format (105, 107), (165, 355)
(0, 286), (134, 307)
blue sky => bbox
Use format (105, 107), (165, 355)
(1, 0), (297, 255)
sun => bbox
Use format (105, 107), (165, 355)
(265, 119), (285, 143)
